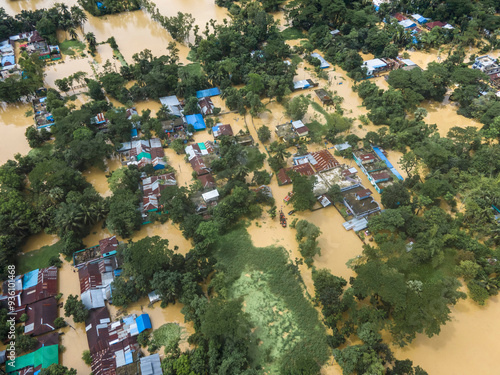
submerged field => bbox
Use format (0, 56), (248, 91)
(215, 227), (330, 373)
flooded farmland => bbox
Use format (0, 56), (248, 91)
(2, 0), (500, 374)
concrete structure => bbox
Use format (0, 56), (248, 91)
(472, 55), (500, 75)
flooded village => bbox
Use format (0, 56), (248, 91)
(1, 0), (500, 374)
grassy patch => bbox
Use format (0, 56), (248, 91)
(28, 143), (54, 159)
(306, 120), (327, 137)
(18, 241), (63, 274)
(180, 63), (204, 77)
(59, 39), (86, 56)
(215, 227), (329, 373)
(152, 323), (183, 349)
(280, 27), (305, 40)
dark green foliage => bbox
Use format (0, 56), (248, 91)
(40, 364), (77, 375)
(78, 0), (141, 16)
(313, 269), (347, 329)
(54, 317), (67, 328)
(257, 125), (271, 142)
(290, 174), (316, 211)
(64, 294), (89, 323)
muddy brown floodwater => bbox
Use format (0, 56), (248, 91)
(0, 103), (32, 164)
(2, 1), (500, 373)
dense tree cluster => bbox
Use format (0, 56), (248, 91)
(78, 0), (141, 16)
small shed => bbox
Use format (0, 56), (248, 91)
(202, 189), (219, 203)
(315, 89), (333, 106)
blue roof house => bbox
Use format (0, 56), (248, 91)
(185, 114), (206, 131)
(136, 314), (152, 333)
(196, 87), (221, 99)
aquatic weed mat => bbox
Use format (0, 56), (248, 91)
(152, 323), (185, 348)
(215, 227), (329, 372)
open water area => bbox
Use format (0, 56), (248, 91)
(2, 0), (500, 373)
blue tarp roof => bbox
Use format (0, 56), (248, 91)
(136, 314), (152, 333)
(23, 269), (39, 290)
(131, 128), (138, 137)
(185, 114), (206, 130)
(196, 87), (220, 99)
(372, 146), (404, 181)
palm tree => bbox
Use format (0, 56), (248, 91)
(85, 32), (97, 53)
(68, 28), (78, 40)
(71, 6), (87, 31)
(233, 165), (250, 181)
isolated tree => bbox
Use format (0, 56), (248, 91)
(286, 95), (309, 121)
(257, 125), (271, 142)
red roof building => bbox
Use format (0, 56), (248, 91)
(79, 262), (103, 294)
(355, 188), (372, 200)
(24, 297), (58, 336)
(99, 236), (119, 255)
(199, 97), (215, 116)
(277, 163), (316, 185)
(308, 149), (339, 172)
(213, 124), (234, 138)
(394, 13), (407, 21)
(85, 308), (114, 375)
(371, 171), (391, 182)
(359, 153), (376, 164)
(190, 155), (210, 176)
(198, 173), (216, 189)
(425, 21), (446, 30)
(21, 266), (58, 306)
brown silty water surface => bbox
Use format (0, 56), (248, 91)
(0, 103), (32, 164)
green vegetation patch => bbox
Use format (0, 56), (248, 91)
(59, 39), (86, 56)
(290, 54), (303, 65)
(186, 49), (198, 62)
(152, 323), (184, 349)
(245, 146), (266, 170)
(232, 271), (302, 371)
(280, 27), (305, 40)
(215, 228), (329, 372)
(18, 241), (63, 274)
(179, 63), (204, 77)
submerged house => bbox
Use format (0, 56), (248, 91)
(315, 89), (333, 106)
(212, 124), (233, 139)
(198, 97), (215, 116)
(159, 95), (183, 117)
(293, 79), (318, 91)
(310, 53), (330, 69)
